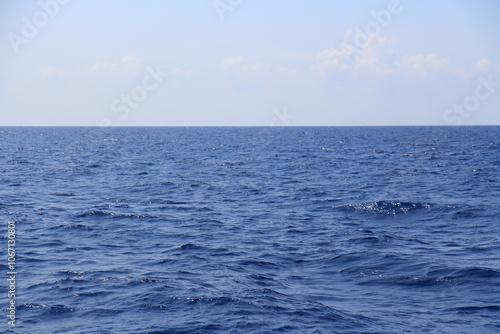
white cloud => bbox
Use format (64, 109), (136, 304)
(474, 59), (490, 72)
(452, 66), (468, 78)
(171, 67), (193, 79)
(313, 33), (394, 77)
(240, 62), (270, 73)
(221, 56), (298, 81)
(89, 55), (142, 73)
(38, 66), (62, 78)
(396, 54), (449, 75)
(313, 30), (465, 80)
(274, 65), (299, 78)
(315, 47), (350, 71)
(221, 56), (244, 66)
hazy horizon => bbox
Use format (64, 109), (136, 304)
(1, 0), (499, 126)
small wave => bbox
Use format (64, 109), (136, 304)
(82, 308), (123, 317)
(354, 272), (451, 287)
(60, 270), (85, 275)
(75, 210), (114, 218)
(139, 277), (168, 283)
(237, 259), (280, 269)
(36, 240), (66, 247)
(159, 205), (212, 212)
(161, 199), (187, 204)
(354, 266), (500, 287)
(50, 224), (93, 231)
(335, 200), (431, 215)
(73, 290), (112, 298)
(254, 287), (287, 297)
(19, 303), (83, 315)
(74, 210), (157, 219)
(452, 305), (500, 313)
(247, 274), (277, 283)
(442, 267), (500, 282)
(179, 296), (242, 306)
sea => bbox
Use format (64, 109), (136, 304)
(1, 126), (499, 334)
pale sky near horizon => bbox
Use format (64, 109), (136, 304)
(1, 0), (499, 126)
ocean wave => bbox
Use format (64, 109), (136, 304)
(4, 126), (500, 333)
(335, 200), (431, 215)
(74, 210), (158, 219)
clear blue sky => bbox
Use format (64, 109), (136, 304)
(1, 0), (499, 126)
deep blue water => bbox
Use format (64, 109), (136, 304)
(1, 126), (500, 333)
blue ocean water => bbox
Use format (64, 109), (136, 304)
(1, 126), (499, 334)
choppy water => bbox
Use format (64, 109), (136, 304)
(1, 126), (500, 333)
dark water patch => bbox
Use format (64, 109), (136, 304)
(50, 192), (77, 197)
(177, 243), (201, 250)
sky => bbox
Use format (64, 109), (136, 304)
(0, 0), (499, 126)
